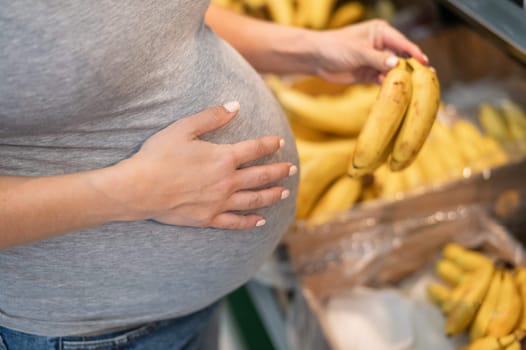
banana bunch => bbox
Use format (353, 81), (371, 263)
(210, 0), (366, 29)
(478, 99), (526, 156)
(348, 58), (441, 177)
(427, 243), (526, 349)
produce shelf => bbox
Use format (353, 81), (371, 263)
(437, 0), (526, 64)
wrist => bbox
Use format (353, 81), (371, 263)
(87, 159), (152, 223)
(263, 26), (321, 76)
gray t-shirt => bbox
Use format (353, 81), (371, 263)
(0, 0), (298, 336)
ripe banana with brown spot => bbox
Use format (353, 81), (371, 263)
(390, 58), (440, 171)
(349, 59), (412, 177)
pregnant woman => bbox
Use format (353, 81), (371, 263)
(0, 1), (427, 349)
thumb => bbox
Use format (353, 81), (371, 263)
(358, 49), (399, 73)
(180, 101), (240, 138)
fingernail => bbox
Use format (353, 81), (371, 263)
(281, 189), (290, 200)
(423, 54), (429, 63)
(255, 219), (266, 227)
(223, 101), (240, 112)
(385, 56), (399, 68)
(288, 165), (297, 176)
(279, 138), (285, 148)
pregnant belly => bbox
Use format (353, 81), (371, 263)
(0, 30), (299, 332)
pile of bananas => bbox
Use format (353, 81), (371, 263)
(211, 0), (368, 29)
(266, 69), (516, 224)
(427, 243), (526, 350)
(478, 99), (526, 156)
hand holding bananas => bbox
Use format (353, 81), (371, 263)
(348, 58), (440, 176)
(312, 19), (428, 84)
(207, 5), (427, 84)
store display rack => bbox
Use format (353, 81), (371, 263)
(438, 0), (526, 64)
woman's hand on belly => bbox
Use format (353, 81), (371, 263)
(111, 101), (297, 230)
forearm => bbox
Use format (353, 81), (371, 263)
(0, 165), (130, 249)
(205, 4), (319, 75)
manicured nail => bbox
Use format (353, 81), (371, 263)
(279, 139), (285, 148)
(385, 56), (399, 68)
(281, 189), (290, 200)
(223, 101), (240, 112)
(288, 165), (297, 176)
(255, 219), (266, 227)
(423, 54), (429, 63)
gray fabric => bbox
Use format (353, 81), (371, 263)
(0, 0), (298, 336)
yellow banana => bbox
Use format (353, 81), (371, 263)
(427, 282), (452, 310)
(480, 136), (509, 167)
(293, 0), (310, 27)
(516, 268), (526, 330)
(390, 58), (440, 171)
(296, 149), (352, 219)
(327, 2), (365, 29)
(265, 0), (294, 25)
(288, 116), (331, 143)
(267, 76), (379, 136)
(295, 138), (356, 164)
(307, 0), (338, 29)
(501, 99), (526, 141)
(478, 102), (511, 143)
(429, 121), (467, 179)
(436, 259), (465, 286)
(486, 269), (522, 337)
(349, 60), (412, 176)
(501, 99), (526, 155)
(504, 340), (521, 350)
(400, 159), (426, 192)
(442, 243), (493, 271)
(416, 138), (450, 185)
(360, 185), (378, 202)
(470, 268), (504, 340)
(243, 0), (265, 9)
(465, 330), (525, 350)
(452, 119), (491, 172)
(445, 265), (494, 336)
(374, 164), (406, 200)
(290, 75), (349, 96)
(309, 175), (362, 224)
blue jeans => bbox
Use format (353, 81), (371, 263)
(0, 302), (220, 350)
